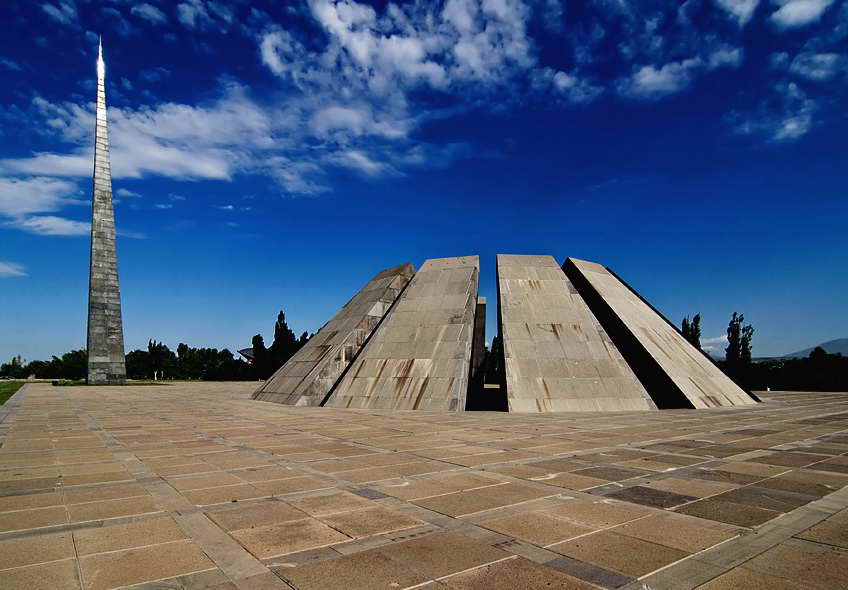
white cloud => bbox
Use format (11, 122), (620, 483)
(176, 0), (231, 31)
(770, 0), (835, 29)
(0, 177), (90, 237)
(0, 84), (272, 182)
(731, 81), (817, 141)
(701, 335), (728, 357)
(530, 68), (603, 105)
(10, 215), (89, 236)
(41, 1), (77, 26)
(0, 177), (81, 218)
(330, 150), (395, 177)
(116, 188), (142, 198)
(715, 0), (760, 25)
(132, 3), (168, 25)
(177, 0), (211, 29)
(789, 52), (845, 81)
(215, 204), (235, 210)
(0, 59), (21, 72)
(259, 30), (295, 76)
(618, 58), (703, 99)
(618, 43), (743, 100)
(154, 203), (173, 209)
(708, 45), (744, 69)
(769, 52), (790, 70)
(0, 261), (27, 278)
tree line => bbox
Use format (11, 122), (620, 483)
(680, 310), (846, 392)
(1, 310), (310, 382)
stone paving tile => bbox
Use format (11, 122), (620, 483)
(73, 517), (188, 555)
(0, 490), (62, 511)
(79, 539), (215, 590)
(478, 510), (594, 546)
(0, 559), (81, 590)
(3, 384), (848, 590)
(252, 475), (334, 496)
(0, 505), (68, 531)
(795, 508), (848, 549)
(643, 477), (738, 498)
(571, 466), (652, 482)
(376, 531), (511, 579)
(182, 484), (264, 506)
(412, 482), (556, 517)
(316, 505), (426, 538)
(676, 497), (783, 527)
(740, 541), (848, 589)
(287, 491), (377, 516)
(0, 530), (75, 569)
(68, 495), (161, 522)
(231, 517), (351, 558)
(62, 482), (147, 504)
(610, 513), (740, 553)
(551, 530), (690, 578)
(374, 473), (502, 500)
(277, 547), (431, 590)
(207, 500), (308, 531)
(540, 499), (650, 528)
(605, 485), (698, 508)
(530, 471), (610, 491)
(440, 556), (599, 589)
(694, 566), (807, 590)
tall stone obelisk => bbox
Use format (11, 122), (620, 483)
(86, 39), (126, 385)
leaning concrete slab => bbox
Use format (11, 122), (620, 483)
(563, 257), (757, 409)
(325, 256), (479, 411)
(254, 263), (414, 406)
(497, 255), (657, 413)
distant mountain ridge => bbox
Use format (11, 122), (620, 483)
(783, 338), (848, 359)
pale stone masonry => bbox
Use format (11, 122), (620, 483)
(563, 257), (756, 409)
(325, 256), (480, 410)
(254, 263), (415, 406)
(498, 254), (657, 412)
(86, 40), (126, 385)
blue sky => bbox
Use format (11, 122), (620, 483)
(1, 0), (846, 362)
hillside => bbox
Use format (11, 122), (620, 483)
(783, 338), (848, 359)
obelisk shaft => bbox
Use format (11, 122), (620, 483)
(86, 39), (126, 384)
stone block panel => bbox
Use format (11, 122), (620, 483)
(562, 257), (756, 409)
(497, 254), (656, 413)
(254, 263), (415, 406)
(325, 255), (479, 411)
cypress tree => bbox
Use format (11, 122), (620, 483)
(690, 313), (702, 350)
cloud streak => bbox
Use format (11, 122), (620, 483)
(0, 261), (27, 278)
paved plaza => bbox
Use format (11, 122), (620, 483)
(1, 383), (847, 589)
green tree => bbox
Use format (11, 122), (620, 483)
(740, 323), (755, 365)
(0, 356), (27, 379)
(59, 350), (87, 380)
(681, 316), (691, 341)
(809, 346), (827, 361)
(690, 313), (702, 350)
(125, 349), (149, 379)
(252, 334), (270, 380)
(725, 312), (743, 369)
(147, 340), (175, 380)
(269, 311), (298, 370)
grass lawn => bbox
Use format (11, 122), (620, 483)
(0, 381), (25, 405)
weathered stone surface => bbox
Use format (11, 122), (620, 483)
(498, 254), (656, 412)
(86, 40), (126, 385)
(254, 263), (414, 406)
(325, 255), (479, 410)
(563, 257), (756, 408)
